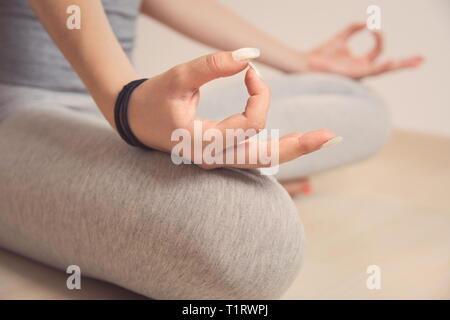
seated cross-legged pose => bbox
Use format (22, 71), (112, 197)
(0, 0), (421, 299)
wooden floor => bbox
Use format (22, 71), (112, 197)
(0, 130), (449, 299)
(283, 130), (450, 299)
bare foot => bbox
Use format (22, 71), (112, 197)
(280, 177), (312, 197)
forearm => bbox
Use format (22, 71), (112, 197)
(141, 0), (307, 73)
(28, 0), (138, 125)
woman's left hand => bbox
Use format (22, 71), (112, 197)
(304, 22), (423, 79)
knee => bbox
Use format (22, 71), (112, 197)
(319, 75), (393, 155)
(326, 79), (392, 157)
(356, 89), (392, 157)
(186, 170), (305, 299)
(324, 85), (392, 162)
(132, 167), (305, 300)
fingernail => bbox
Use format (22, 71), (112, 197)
(321, 136), (343, 149)
(248, 61), (263, 79)
(302, 185), (312, 195)
(232, 48), (260, 61)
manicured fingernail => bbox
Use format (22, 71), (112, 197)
(248, 61), (263, 79)
(232, 48), (260, 61)
(321, 136), (343, 149)
(302, 185), (312, 195)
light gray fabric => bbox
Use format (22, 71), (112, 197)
(0, 83), (305, 300)
(0, 0), (141, 93)
(199, 73), (391, 180)
(0, 73), (390, 299)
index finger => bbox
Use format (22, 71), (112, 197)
(338, 22), (367, 41)
(366, 31), (384, 61)
(215, 67), (270, 148)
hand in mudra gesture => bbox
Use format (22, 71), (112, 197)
(126, 49), (338, 169)
(304, 22), (423, 79)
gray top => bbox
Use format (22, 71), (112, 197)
(0, 0), (142, 93)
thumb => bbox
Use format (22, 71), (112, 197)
(171, 48), (260, 91)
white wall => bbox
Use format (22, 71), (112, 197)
(134, 0), (450, 137)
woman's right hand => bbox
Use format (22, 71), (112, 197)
(126, 49), (339, 169)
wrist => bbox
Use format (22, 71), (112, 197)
(91, 70), (139, 127)
(276, 49), (310, 74)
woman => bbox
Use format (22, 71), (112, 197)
(0, 0), (421, 299)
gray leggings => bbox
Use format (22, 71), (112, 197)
(0, 73), (390, 299)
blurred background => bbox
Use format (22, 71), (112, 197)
(135, 0), (450, 299)
(134, 0), (450, 137)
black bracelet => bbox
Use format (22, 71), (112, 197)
(114, 78), (152, 150)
